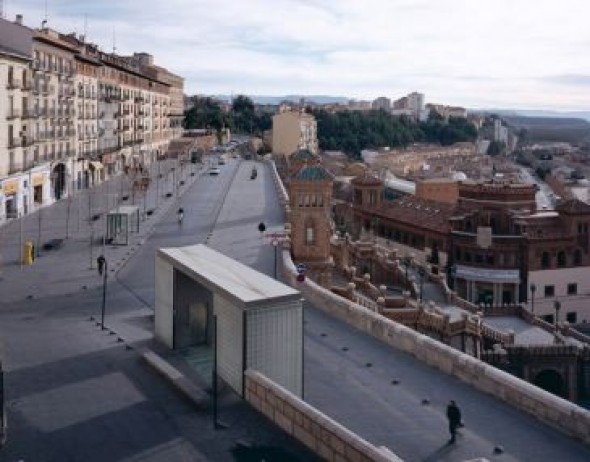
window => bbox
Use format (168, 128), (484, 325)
(543, 314), (554, 324)
(566, 312), (577, 324)
(557, 251), (566, 268)
(464, 252), (472, 263)
(574, 249), (582, 266)
(567, 283), (577, 295)
(541, 251), (550, 269)
(544, 285), (555, 297)
(305, 226), (315, 245)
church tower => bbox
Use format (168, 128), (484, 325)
(288, 161), (334, 285)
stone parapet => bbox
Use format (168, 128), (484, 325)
(281, 248), (590, 445)
(244, 370), (402, 462)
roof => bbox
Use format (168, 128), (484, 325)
(556, 198), (590, 215)
(157, 244), (300, 308)
(351, 173), (382, 187)
(291, 148), (318, 162)
(292, 164), (333, 181)
(371, 196), (455, 234)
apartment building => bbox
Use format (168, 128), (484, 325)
(371, 96), (391, 111)
(0, 16), (52, 221)
(271, 109), (318, 157)
(0, 15), (184, 225)
(393, 91), (425, 120)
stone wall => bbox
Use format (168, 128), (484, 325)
(244, 370), (402, 462)
(281, 248), (590, 445)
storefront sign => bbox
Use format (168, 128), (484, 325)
(33, 173), (45, 187)
(3, 180), (19, 195)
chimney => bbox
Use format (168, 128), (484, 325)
(15, 14), (23, 25)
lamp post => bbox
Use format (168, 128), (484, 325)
(403, 255), (411, 291)
(97, 255), (108, 329)
(530, 283), (536, 314)
(418, 267), (426, 302)
(272, 239), (278, 279)
(554, 300), (561, 326)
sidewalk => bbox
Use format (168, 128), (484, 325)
(0, 159), (204, 303)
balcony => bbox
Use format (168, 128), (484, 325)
(22, 136), (36, 146)
(22, 108), (39, 119)
(22, 79), (34, 91)
(6, 109), (21, 119)
(6, 79), (22, 90)
(8, 138), (22, 148)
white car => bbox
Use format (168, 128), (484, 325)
(208, 167), (221, 175)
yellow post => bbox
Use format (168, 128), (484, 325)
(24, 241), (33, 265)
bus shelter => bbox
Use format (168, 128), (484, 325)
(155, 244), (303, 397)
(106, 206), (140, 245)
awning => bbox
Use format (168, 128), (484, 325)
(89, 161), (104, 170)
(455, 265), (520, 284)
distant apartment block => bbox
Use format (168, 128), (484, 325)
(347, 99), (372, 111)
(494, 119), (509, 143)
(392, 91), (425, 120)
(272, 109), (318, 157)
(0, 15), (184, 224)
(371, 96), (391, 111)
(426, 103), (467, 120)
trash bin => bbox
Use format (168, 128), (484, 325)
(24, 241), (34, 265)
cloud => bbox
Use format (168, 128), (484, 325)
(9, 0), (590, 110)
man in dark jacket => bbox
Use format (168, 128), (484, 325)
(446, 400), (462, 444)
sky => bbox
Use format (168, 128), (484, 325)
(8, 0), (590, 111)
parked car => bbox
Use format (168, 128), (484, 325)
(250, 168), (257, 180)
(208, 167), (221, 175)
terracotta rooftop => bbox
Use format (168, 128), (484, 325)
(556, 198), (590, 215)
(351, 173), (382, 187)
(372, 196), (455, 233)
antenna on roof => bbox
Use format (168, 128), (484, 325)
(44, 0), (48, 23)
(83, 13), (87, 41)
(112, 26), (116, 54)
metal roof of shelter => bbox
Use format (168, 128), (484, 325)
(157, 244), (300, 309)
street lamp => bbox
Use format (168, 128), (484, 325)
(403, 255), (412, 291)
(530, 283), (537, 314)
(554, 300), (561, 326)
(272, 239), (279, 279)
(97, 255), (108, 330)
(418, 267), (426, 302)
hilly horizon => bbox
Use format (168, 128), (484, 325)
(205, 94), (590, 121)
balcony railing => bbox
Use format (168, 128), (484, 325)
(6, 109), (21, 119)
(6, 79), (22, 90)
(8, 138), (21, 148)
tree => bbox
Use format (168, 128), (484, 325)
(487, 140), (505, 156)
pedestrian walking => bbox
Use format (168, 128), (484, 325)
(446, 400), (462, 444)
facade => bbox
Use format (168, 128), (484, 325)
(426, 103), (467, 120)
(344, 176), (590, 322)
(287, 154), (334, 286)
(371, 96), (391, 111)
(415, 178), (459, 205)
(271, 110), (318, 157)
(0, 16), (184, 226)
(393, 92), (424, 119)
(494, 119), (508, 143)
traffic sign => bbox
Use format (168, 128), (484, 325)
(296, 263), (306, 274)
(265, 232), (287, 239)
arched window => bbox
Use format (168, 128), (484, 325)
(541, 251), (550, 269)
(305, 225), (315, 245)
(557, 251), (566, 268)
(574, 249), (582, 266)
(305, 218), (315, 245)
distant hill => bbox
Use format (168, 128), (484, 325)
(502, 115), (590, 144)
(210, 94), (350, 105)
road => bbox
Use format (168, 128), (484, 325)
(0, 156), (318, 462)
(2, 156), (590, 461)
